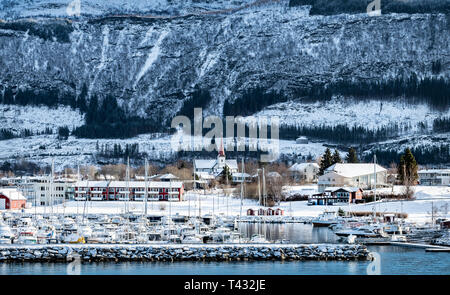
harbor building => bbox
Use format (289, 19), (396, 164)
(74, 180), (184, 201)
(0, 188), (27, 210)
(318, 163), (387, 192)
(418, 169), (450, 186)
(0, 176), (76, 206)
(308, 187), (364, 206)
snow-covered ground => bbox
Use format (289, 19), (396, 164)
(0, 104), (84, 134)
(0, 126), (329, 170)
(21, 185), (450, 225)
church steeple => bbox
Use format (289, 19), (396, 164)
(218, 138), (225, 157)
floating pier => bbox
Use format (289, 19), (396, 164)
(390, 241), (450, 251)
(0, 243), (370, 263)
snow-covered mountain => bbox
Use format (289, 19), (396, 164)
(0, 0), (449, 169)
(0, 0), (258, 19)
(1, 2), (448, 119)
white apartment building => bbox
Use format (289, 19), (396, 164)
(418, 169), (450, 186)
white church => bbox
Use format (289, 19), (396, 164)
(194, 140), (238, 179)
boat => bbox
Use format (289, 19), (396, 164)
(36, 225), (57, 244)
(210, 227), (232, 243)
(63, 233), (86, 244)
(16, 226), (38, 244)
(312, 211), (339, 227)
(89, 230), (117, 244)
(0, 222), (14, 244)
(181, 235), (203, 244)
(249, 234), (270, 243)
(335, 223), (391, 244)
(335, 226), (382, 238)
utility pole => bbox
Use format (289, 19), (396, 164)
(262, 167), (266, 207)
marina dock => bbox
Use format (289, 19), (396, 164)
(390, 241), (450, 251)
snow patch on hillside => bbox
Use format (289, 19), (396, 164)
(0, 104), (84, 133)
(252, 97), (450, 132)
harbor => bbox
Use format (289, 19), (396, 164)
(0, 156), (449, 275)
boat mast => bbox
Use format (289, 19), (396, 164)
(144, 158), (148, 216)
(257, 169), (261, 206)
(169, 179), (172, 237)
(50, 159), (54, 215)
(82, 177), (89, 223)
(226, 167), (229, 217)
(190, 160), (194, 218)
(126, 157), (130, 214)
(373, 154), (377, 220)
(239, 158), (244, 221)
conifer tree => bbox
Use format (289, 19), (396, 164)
(332, 149), (342, 164)
(345, 147), (359, 163)
(398, 148), (418, 185)
(319, 148), (333, 175)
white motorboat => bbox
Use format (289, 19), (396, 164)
(312, 211), (339, 227)
(89, 230), (117, 244)
(181, 235), (203, 244)
(0, 222), (14, 244)
(335, 225), (388, 239)
(249, 234), (270, 243)
(36, 225), (57, 244)
(16, 226), (38, 244)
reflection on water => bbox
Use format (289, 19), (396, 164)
(238, 222), (340, 243)
(2, 247), (449, 275)
(1, 224), (449, 275)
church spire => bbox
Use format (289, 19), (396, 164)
(218, 137), (225, 157)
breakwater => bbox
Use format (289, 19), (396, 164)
(0, 244), (370, 262)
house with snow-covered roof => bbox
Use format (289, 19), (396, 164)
(0, 188), (27, 210)
(318, 163), (387, 192)
(308, 186), (364, 206)
(289, 162), (320, 183)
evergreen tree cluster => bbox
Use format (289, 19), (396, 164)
(364, 145), (450, 166)
(1, 87), (76, 107)
(0, 21), (74, 43)
(0, 128), (49, 141)
(223, 87), (288, 116)
(0, 160), (41, 176)
(177, 87), (214, 120)
(319, 148), (342, 175)
(288, 0), (450, 15)
(279, 123), (404, 144)
(72, 95), (164, 139)
(57, 126), (70, 140)
(0, 129), (15, 140)
(223, 75), (450, 117)
(433, 117), (450, 133)
(322, 76), (450, 110)
(96, 143), (146, 160)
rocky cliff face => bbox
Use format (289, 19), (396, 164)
(0, 3), (448, 124)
